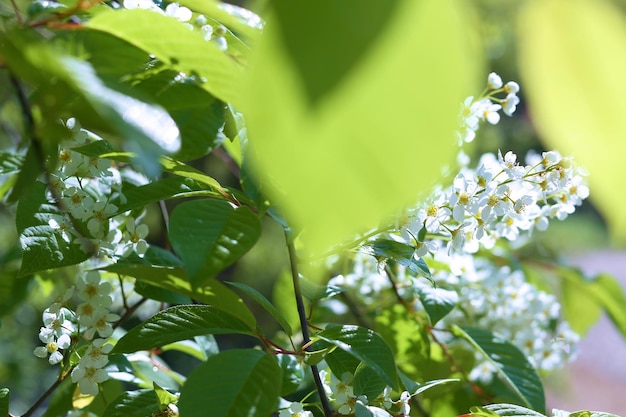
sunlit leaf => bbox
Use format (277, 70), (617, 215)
(101, 389), (159, 417)
(178, 349), (281, 417)
(87, 9), (244, 105)
(452, 326), (545, 413)
(518, 0), (626, 244)
(244, 0), (480, 253)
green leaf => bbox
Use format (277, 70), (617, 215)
(131, 69), (227, 161)
(559, 267), (626, 340)
(111, 176), (219, 215)
(87, 9), (244, 105)
(324, 345), (362, 377)
(226, 281), (292, 335)
(355, 403), (393, 417)
(244, 0), (480, 253)
(416, 285), (458, 326)
(364, 239), (433, 278)
(178, 349), (282, 417)
(299, 276), (344, 302)
(413, 378), (460, 395)
(353, 364), (387, 401)
(112, 304), (257, 354)
(101, 389), (159, 417)
(103, 263), (256, 328)
(168, 199), (261, 286)
(452, 326), (546, 414)
(0, 152), (23, 174)
(0, 388), (9, 417)
(134, 281), (191, 305)
(16, 181), (90, 276)
(518, 0), (626, 244)
(558, 267), (603, 337)
(276, 353), (304, 396)
(316, 325), (400, 390)
(481, 403), (546, 416)
(153, 382), (178, 411)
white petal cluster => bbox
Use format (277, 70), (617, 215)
(324, 75), (585, 386)
(317, 370), (406, 417)
(457, 72), (521, 145)
(48, 118), (151, 260)
(402, 149), (589, 255)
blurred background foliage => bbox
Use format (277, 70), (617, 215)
(0, 0), (622, 414)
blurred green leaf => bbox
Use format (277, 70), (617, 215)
(558, 267), (626, 341)
(178, 349), (281, 417)
(153, 382), (178, 411)
(353, 364), (387, 401)
(0, 388), (9, 417)
(518, 0), (626, 245)
(244, 0), (480, 253)
(276, 353), (304, 396)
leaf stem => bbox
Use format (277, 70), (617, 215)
(285, 230), (333, 417)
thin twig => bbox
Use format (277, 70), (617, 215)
(285, 230), (334, 417)
(21, 376), (66, 417)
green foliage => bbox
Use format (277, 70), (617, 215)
(1, 0), (624, 416)
(178, 349), (282, 417)
(316, 325), (400, 390)
(168, 199), (261, 287)
(112, 304), (258, 354)
(452, 327), (546, 414)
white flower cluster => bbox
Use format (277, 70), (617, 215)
(34, 271), (119, 396)
(122, 0), (228, 49)
(48, 118), (150, 260)
(402, 148), (589, 256)
(312, 370), (410, 417)
(325, 74), (586, 385)
(458, 72), (520, 145)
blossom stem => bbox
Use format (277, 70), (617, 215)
(285, 230), (333, 417)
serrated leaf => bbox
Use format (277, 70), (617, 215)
(178, 349), (281, 417)
(87, 9), (244, 105)
(452, 326), (546, 414)
(16, 181), (89, 276)
(226, 281), (292, 335)
(244, 0), (480, 253)
(353, 364), (387, 401)
(103, 263), (256, 328)
(168, 199), (261, 286)
(316, 325), (400, 390)
(113, 304), (257, 354)
(101, 389), (159, 417)
(482, 403), (546, 416)
(416, 285), (458, 326)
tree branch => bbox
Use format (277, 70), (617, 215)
(285, 230), (334, 417)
